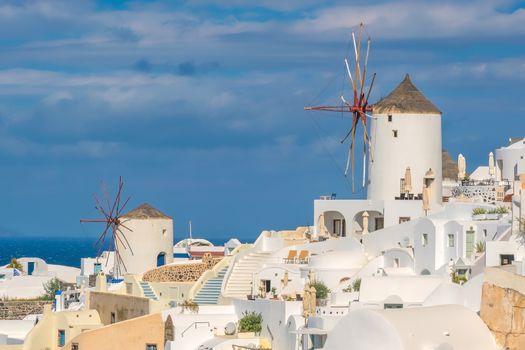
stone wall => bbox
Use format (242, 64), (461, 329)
(480, 282), (525, 349)
(142, 254), (220, 283)
(0, 300), (52, 320)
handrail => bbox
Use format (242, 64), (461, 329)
(181, 321), (211, 338)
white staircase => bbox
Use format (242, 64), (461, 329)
(223, 251), (272, 299)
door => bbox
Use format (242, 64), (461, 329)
(375, 217), (384, 230)
(465, 230), (475, 260)
(28, 262), (35, 275)
(157, 252), (166, 267)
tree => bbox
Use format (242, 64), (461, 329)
(42, 278), (62, 300)
(7, 258), (23, 272)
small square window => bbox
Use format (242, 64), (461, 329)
(422, 234), (428, 247)
(146, 345), (157, 350)
(388, 115), (393, 122)
(447, 234), (455, 247)
(393, 130), (398, 138)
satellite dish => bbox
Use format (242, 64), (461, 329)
(224, 322), (236, 336)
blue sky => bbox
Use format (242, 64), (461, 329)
(0, 0), (524, 240)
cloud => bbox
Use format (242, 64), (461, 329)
(291, 1), (525, 39)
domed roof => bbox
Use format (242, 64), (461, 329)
(373, 74), (441, 115)
(121, 203), (171, 219)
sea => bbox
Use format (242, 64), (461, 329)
(0, 236), (235, 268)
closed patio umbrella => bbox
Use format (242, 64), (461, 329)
(489, 152), (495, 177)
(404, 167), (412, 193)
(362, 211), (369, 235)
(458, 154), (466, 180)
(422, 185), (430, 215)
(309, 286), (317, 316)
(302, 286), (311, 319)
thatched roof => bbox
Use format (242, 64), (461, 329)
(442, 150), (458, 180)
(373, 74), (441, 115)
(121, 203), (171, 219)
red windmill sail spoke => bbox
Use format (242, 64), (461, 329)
(304, 22), (376, 193)
(80, 177), (134, 278)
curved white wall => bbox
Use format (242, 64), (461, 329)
(368, 113), (442, 206)
(117, 218), (174, 275)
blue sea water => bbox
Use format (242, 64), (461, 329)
(0, 236), (237, 268)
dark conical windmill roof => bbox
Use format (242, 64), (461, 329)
(121, 203), (171, 219)
(373, 74), (441, 114)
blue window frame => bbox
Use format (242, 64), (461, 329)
(58, 329), (65, 347)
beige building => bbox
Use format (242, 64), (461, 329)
(63, 313), (166, 350)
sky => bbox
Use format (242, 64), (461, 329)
(0, 0), (524, 240)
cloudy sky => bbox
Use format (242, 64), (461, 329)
(1, 0), (524, 239)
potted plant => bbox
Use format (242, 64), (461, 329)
(310, 280), (330, 307)
(475, 241), (486, 258)
(238, 311), (263, 338)
(270, 287), (277, 299)
(486, 208), (500, 220)
(472, 207), (486, 220)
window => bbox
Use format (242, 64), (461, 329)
(483, 229), (487, 237)
(58, 330), (65, 347)
(500, 254), (515, 266)
(72, 343), (79, 350)
(388, 115), (392, 122)
(111, 312), (116, 324)
(384, 303), (403, 309)
(393, 130), (398, 138)
(333, 219), (342, 236)
(421, 234), (428, 247)
(146, 344), (157, 350)
(393, 258), (400, 268)
(447, 234), (455, 247)
(93, 263), (102, 274)
(399, 217), (410, 224)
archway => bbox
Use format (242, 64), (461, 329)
(322, 211), (346, 237)
(352, 210), (384, 237)
(157, 252), (166, 267)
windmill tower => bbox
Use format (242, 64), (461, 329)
(118, 203), (174, 275)
(367, 74), (443, 206)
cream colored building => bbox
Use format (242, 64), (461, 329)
(21, 306), (102, 350)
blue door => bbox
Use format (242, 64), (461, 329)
(157, 253), (166, 267)
(58, 330), (65, 347)
(28, 262), (35, 275)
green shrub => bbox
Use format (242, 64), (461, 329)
(475, 241), (486, 253)
(309, 280), (330, 300)
(180, 299), (199, 313)
(42, 278), (62, 300)
(472, 207), (486, 215)
(497, 206), (509, 214)
(352, 278), (362, 292)
(238, 311), (263, 334)
(487, 208), (499, 214)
